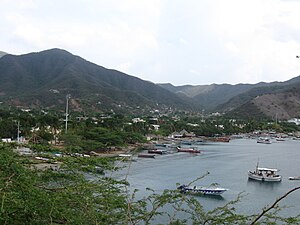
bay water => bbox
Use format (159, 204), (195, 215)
(114, 138), (300, 219)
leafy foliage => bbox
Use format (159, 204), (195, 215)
(0, 143), (299, 224)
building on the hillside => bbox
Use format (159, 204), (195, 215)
(151, 124), (160, 130)
(169, 129), (195, 138)
(132, 118), (145, 123)
(287, 118), (300, 125)
(1, 138), (12, 143)
(187, 123), (199, 127)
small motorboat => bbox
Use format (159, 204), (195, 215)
(257, 137), (272, 144)
(178, 184), (228, 195)
(289, 176), (300, 180)
(176, 147), (201, 153)
(148, 149), (168, 155)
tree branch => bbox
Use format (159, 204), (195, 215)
(250, 186), (300, 225)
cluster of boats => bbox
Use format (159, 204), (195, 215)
(137, 146), (202, 158)
(178, 163), (299, 197)
(256, 135), (300, 144)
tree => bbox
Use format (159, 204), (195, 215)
(1, 143), (299, 224)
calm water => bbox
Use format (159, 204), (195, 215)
(114, 138), (300, 217)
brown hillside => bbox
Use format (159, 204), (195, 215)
(252, 91), (300, 120)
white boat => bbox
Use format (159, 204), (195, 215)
(257, 137), (272, 144)
(118, 154), (132, 158)
(289, 176), (300, 180)
(276, 137), (285, 141)
(248, 165), (282, 182)
(178, 184), (228, 195)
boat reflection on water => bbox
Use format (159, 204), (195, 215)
(247, 178), (282, 190)
(193, 194), (225, 201)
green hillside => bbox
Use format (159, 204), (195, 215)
(0, 49), (196, 113)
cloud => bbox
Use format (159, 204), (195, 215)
(1, 0), (300, 85)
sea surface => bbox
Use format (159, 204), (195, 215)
(113, 138), (300, 219)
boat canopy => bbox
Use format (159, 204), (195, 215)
(257, 167), (278, 172)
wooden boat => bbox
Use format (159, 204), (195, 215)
(176, 147), (201, 153)
(248, 164), (282, 182)
(138, 154), (156, 158)
(214, 137), (230, 142)
(148, 149), (168, 155)
(178, 184), (228, 195)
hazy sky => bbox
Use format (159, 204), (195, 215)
(1, 0), (300, 85)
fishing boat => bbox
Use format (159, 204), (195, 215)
(177, 147), (201, 153)
(248, 163), (282, 182)
(178, 184), (228, 195)
(289, 176), (300, 180)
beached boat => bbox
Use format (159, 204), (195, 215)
(257, 137), (272, 144)
(118, 154), (132, 158)
(178, 184), (228, 195)
(248, 164), (282, 182)
(177, 147), (201, 153)
(214, 137), (230, 142)
(289, 176), (300, 180)
(138, 154), (156, 158)
(148, 149), (168, 155)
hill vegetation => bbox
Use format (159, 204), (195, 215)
(0, 49), (196, 113)
(1, 48), (300, 120)
(160, 76), (300, 120)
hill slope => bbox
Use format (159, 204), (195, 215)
(160, 76), (300, 119)
(228, 84), (300, 120)
(0, 49), (195, 112)
(159, 82), (270, 111)
(0, 51), (7, 58)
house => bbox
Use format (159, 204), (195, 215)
(169, 129), (195, 138)
(287, 118), (300, 126)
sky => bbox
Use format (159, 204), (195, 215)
(1, 0), (300, 86)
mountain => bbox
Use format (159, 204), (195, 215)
(0, 49), (196, 113)
(159, 82), (270, 111)
(226, 79), (300, 120)
(159, 76), (300, 119)
(1, 48), (299, 119)
(0, 51), (7, 58)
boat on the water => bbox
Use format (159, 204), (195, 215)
(178, 184), (228, 195)
(248, 164), (282, 182)
(289, 176), (300, 180)
(177, 147), (201, 153)
(257, 137), (272, 144)
(276, 137), (285, 141)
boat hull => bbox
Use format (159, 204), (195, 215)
(177, 147), (201, 153)
(178, 185), (228, 195)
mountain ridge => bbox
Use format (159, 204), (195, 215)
(159, 76), (300, 119)
(1, 48), (299, 119)
(0, 48), (196, 113)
